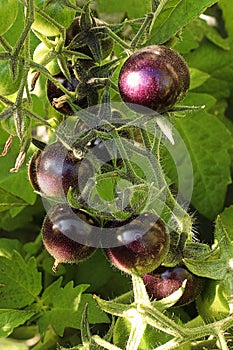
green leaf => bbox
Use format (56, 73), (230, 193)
(96, 0), (151, 18)
(214, 216), (233, 261)
(196, 279), (230, 322)
(0, 130), (36, 206)
(197, 19), (231, 50)
(189, 68), (210, 90)
(3, 2), (25, 46)
(0, 309), (35, 337)
(184, 216), (233, 280)
(184, 257), (226, 280)
(75, 249), (114, 292)
(0, 188), (28, 213)
(0, 207), (35, 231)
(0, 169), (36, 206)
(185, 40), (233, 100)
(38, 279), (109, 337)
(0, 252), (42, 308)
(218, 0), (233, 39)
(220, 205), (233, 241)
(147, 0), (218, 45)
(0, 238), (23, 258)
(173, 20), (203, 54)
(171, 95), (232, 220)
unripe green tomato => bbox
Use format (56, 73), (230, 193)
(33, 42), (60, 75)
(0, 50), (23, 96)
(0, 0), (18, 35)
(32, 0), (77, 36)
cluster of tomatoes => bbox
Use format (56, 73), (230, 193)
(28, 11), (204, 307)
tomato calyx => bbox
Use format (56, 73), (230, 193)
(65, 4), (114, 63)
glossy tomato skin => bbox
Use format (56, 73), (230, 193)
(42, 204), (96, 271)
(105, 213), (169, 275)
(118, 45), (190, 113)
(143, 266), (205, 306)
(28, 142), (91, 198)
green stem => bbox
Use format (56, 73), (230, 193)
(13, 0), (34, 140)
(12, 0), (34, 60)
(0, 95), (51, 126)
(22, 108), (52, 126)
(180, 316), (233, 345)
(151, 0), (160, 12)
(63, 47), (93, 58)
(32, 29), (55, 49)
(126, 323), (147, 350)
(112, 290), (134, 304)
(0, 108), (14, 121)
(92, 336), (122, 350)
(62, 0), (82, 11)
(0, 36), (12, 52)
(0, 95), (14, 106)
(105, 27), (132, 51)
(215, 329), (229, 350)
(151, 0), (169, 24)
(140, 127), (193, 237)
(30, 61), (75, 98)
(111, 130), (143, 184)
(141, 304), (186, 338)
(191, 337), (217, 350)
(0, 52), (11, 60)
(130, 12), (154, 49)
(139, 127), (152, 150)
(155, 338), (188, 350)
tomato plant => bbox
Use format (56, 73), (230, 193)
(0, 0), (233, 349)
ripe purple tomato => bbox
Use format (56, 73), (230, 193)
(28, 142), (91, 198)
(105, 213), (169, 274)
(142, 266), (205, 306)
(118, 45), (190, 113)
(42, 204), (96, 272)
